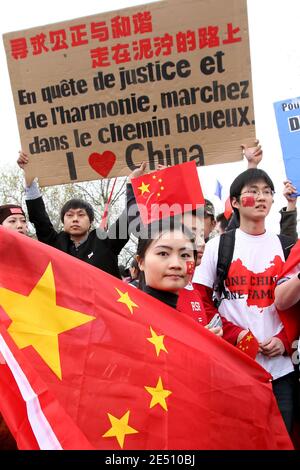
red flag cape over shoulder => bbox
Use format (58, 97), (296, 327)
(0, 228), (292, 450)
(277, 240), (300, 345)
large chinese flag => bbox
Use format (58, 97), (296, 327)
(131, 161), (204, 225)
(0, 228), (292, 450)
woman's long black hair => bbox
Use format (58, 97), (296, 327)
(136, 216), (197, 290)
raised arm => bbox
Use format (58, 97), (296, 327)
(242, 139), (263, 169)
(17, 151), (59, 245)
(275, 272), (300, 311)
(105, 162), (147, 255)
(17, 151), (35, 187)
(279, 180), (298, 241)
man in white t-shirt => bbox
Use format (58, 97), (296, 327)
(193, 168), (295, 433)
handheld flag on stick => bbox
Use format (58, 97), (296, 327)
(237, 330), (259, 359)
(100, 177), (117, 231)
(131, 161), (204, 225)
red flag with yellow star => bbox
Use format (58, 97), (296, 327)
(236, 330), (260, 359)
(131, 161), (204, 225)
(0, 228), (292, 450)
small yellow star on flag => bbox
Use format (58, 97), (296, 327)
(138, 181), (150, 196)
(102, 410), (138, 448)
(115, 288), (138, 314)
(145, 377), (172, 411)
(147, 326), (168, 357)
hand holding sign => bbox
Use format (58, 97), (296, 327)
(241, 139), (263, 168)
(4, 0), (255, 187)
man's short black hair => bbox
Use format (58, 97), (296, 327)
(230, 168), (274, 200)
(118, 264), (130, 278)
(60, 199), (94, 223)
(230, 168), (274, 218)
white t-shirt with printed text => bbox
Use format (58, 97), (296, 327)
(193, 229), (294, 380)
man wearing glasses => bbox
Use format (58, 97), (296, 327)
(193, 168), (296, 435)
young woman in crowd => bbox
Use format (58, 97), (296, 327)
(135, 218), (222, 336)
(0, 204), (28, 236)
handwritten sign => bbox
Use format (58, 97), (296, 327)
(3, 0), (255, 186)
(274, 96), (300, 196)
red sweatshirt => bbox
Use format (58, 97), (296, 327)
(177, 283), (207, 326)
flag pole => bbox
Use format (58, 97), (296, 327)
(100, 177), (117, 231)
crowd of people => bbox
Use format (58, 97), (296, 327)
(0, 140), (299, 448)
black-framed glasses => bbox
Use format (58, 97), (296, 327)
(240, 188), (275, 197)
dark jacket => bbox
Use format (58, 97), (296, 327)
(279, 207), (298, 242)
(26, 184), (136, 279)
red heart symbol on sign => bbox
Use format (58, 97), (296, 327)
(88, 151), (116, 177)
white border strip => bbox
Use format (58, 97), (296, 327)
(0, 334), (62, 450)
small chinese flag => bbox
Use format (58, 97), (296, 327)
(131, 161), (204, 225)
(237, 330), (259, 359)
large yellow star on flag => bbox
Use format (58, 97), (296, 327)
(145, 377), (172, 411)
(0, 262), (95, 379)
(102, 410), (138, 448)
(138, 181), (150, 196)
(147, 326), (168, 357)
(246, 333), (254, 342)
(115, 288), (138, 314)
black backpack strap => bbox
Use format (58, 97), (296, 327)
(277, 234), (295, 261)
(214, 229), (236, 298)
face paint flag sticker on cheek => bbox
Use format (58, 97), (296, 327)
(186, 261), (195, 275)
(241, 196), (256, 207)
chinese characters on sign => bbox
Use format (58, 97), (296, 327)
(3, 0), (255, 186)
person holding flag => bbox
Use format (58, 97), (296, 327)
(17, 151), (145, 279)
(0, 161), (293, 450)
(131, 161), (221, 334)
(0, 225), (293, 450)
(135, 217), (222, 336)
(193, 167), (296, 434)
(0, 203), (29, 448)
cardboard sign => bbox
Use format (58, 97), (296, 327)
(3, 0), (255, 186)
(274, 96), (300, 196)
